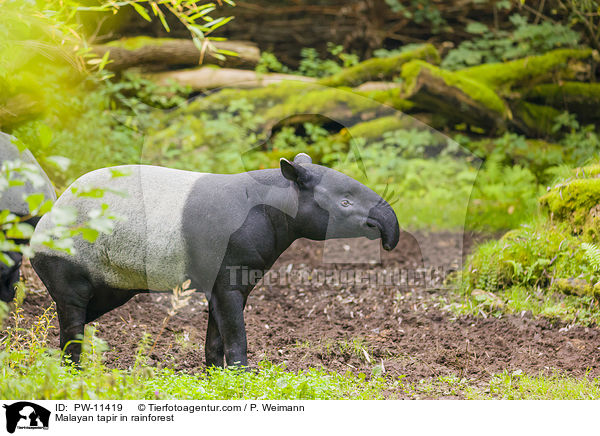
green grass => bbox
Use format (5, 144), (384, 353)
(0, 358), (401, 400)
(402, 372), (600, 399)
(468, 371), (600, 400)
(0, 339), (403, 400)
(0, 301), (402, 400)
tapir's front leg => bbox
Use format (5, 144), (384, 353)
(205, 310), (224, 368)
(208, 285), (248, 367)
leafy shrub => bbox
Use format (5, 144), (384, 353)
(442, 14), (581, 70)
(257, 44), (359, 78)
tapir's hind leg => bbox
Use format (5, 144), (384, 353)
(56, 302), (87, 364)
(30, 254), (94, 365)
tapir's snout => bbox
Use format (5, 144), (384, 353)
(366, 202), (400, 251)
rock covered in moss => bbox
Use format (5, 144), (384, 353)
(318, 44), (440, 87)
(540, 165), (600, 240)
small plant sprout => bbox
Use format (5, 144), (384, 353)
(149, 280), (197, 357)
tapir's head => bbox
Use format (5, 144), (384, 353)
(281, 153), (400, 251)
(0, 251), (21, 303)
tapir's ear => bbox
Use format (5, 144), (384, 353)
(293, 153), (312, 164)
(280, 158), (309, 185)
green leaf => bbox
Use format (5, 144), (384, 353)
(0, 252), (15, 267)
(158, 11), (171, 32)
(132, 3), (151, 22)
(80, 228), (100, 243)
(216, 49), (239, 57)
(25, 193), (45, 213)
(6, 223), (34, 239)
(109, 168), (132, 178)
(204, 16), (233, 32)
(9, 136), (27, 152)
(466, 22), (488, 34)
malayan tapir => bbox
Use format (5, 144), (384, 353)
(0, 132), (56, 302)
(31, 153), (399, 367)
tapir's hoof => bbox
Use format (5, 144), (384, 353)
(205, 364), (257, 375)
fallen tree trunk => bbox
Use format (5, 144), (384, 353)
(354, 82), (403, 92)
(93, 37), (261, 72)
(150, 67), (316, 90)
(509, 101), (561, 138)
(460, 48), (597, 95)
(524, 82), (600, 125)
(401, 60), (510, 133)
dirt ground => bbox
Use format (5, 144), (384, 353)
(15, 230), (600, 390)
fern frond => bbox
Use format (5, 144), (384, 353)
(581, 242), (600, 272)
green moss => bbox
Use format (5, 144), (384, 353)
(529, 81), (600, 100)
(525, 82), (600, 122)
(512, 101), (561, 137)
(337, 115), (415, 141)
(318, 44), (440, 87)
(401, 60), (509, 116)
(540, 177), (600, 240)
(263, 86), (388, 122)
(357, 87), (414, 112)
(105, 36), (181, 50)
(574, 164), (600, 178)
(551, 278), (600, 299)
(460, 48), (594, 94)
(184, 81), (314, 114)
(464, 222), (589, 293)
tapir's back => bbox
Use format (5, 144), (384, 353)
(35, 165), (224, 292)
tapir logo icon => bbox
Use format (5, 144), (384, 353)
(2, 402), (50, 433)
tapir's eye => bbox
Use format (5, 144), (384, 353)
(341, 199), (352, 207)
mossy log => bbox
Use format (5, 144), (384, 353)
(318, 44), (440, 88)
(261, 86), (396, 130)
(354, 82), (403, 92)
(180, 81), (406, 134)
(551, 278), (600, 299)
(524, 82), (600, 125)
(93, 37), (261, 72)
(460, 49), (596, 95)
(509, 100), (562, 138)
(356, 87), (414, 113)
(401, 60), (510, 133)
(150, 67), (316, 90)
(327, 114), (421, 143)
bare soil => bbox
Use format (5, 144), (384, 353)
(15, 230), (600, 389)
